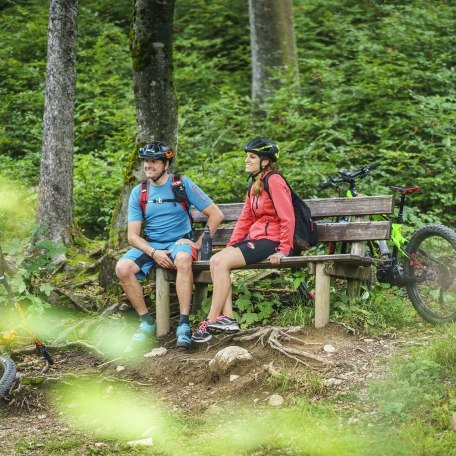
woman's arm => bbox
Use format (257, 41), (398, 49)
(267, 174), (295, 255)
(228, 193), (254, 246)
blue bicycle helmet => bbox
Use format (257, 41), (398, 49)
(138, 141), (174, 164)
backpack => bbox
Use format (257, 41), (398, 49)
(248, 171), (318, 252)
(139, 174), (192, 222)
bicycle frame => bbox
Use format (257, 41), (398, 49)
(0, 302), (54, 365)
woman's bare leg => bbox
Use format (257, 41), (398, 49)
(208, 247), (245, 321)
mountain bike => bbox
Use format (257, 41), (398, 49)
(318, 163), (456, 324)
(0, 302), (54, 397)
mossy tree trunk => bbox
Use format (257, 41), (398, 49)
(37, 0), (78, 252)
(110, 0), (178, 248)
(248, 0), (299, 105)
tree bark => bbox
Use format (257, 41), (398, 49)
(37, 0), (78, 249)
(110, 0), (178, 248)
(249, 0), (299, 104)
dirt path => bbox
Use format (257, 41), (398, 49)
(0, 323), (429, 455)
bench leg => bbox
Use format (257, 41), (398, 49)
(348, 240), (367, 298)
(192, 283), (208, 313)
(155, 268), (170, 337)
(315, 262), (330, 328)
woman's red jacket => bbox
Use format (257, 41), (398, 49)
(228, 171), (295, 255)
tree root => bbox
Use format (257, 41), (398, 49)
(233, 326), (334, 368)
(12, 340), (105, 358)
(205, 326), (333, 368)
(53, 288), (92, 313)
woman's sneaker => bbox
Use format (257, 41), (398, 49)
(191, 320), (212, 343)
(207, 315), (240, 334)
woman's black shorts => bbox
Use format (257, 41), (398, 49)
(232, 239), (280, 265)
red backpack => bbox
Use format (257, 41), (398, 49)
(139, 174), (192, 221)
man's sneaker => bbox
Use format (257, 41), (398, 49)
(207, 315), (240, 334)
(191, 320), (212, 343)
(132, 321), (156, 343)
(176, 323), (192, 350)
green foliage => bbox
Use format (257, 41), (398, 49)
(0, 237), (65, 312)
(232, 280), (282, 327)
(332, 283), (415, 334)
(367, 323), (456, 453)
(1, 0), (454, 238)
(0, 176), (36, 243)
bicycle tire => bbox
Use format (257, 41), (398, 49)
(0, 354), (17, 397)
(405, 224), (456, 324)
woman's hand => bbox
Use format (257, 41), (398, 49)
(268, 252), (286, 264)
(175, 238), (201, 250)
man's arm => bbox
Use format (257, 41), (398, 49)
(197, 202), (224, 247)
(127, 221), (173, 268)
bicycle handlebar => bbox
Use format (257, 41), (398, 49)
(318, 162), (380, 190)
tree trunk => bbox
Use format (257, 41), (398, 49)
(37, 0), (78, 249)
(249, 0), (299, 104)
(110, 0), (178, 248)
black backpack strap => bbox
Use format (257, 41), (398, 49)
(171, 174), (194, 228)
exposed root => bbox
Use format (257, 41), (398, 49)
(232, 326), (334, 368)
(12, 340), (105, 358)
(53, 288), (92, 314)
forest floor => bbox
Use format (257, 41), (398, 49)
(0, 314), (438, 455)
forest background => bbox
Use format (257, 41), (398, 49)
(0, 1), (456, 454)
(0, 0), (454, 242)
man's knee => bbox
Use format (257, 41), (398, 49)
(174, 252), (193, 273)
(116, 259), (135, 280)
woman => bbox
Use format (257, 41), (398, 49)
(192, 137), (295, 342)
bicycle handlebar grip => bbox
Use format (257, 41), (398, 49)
(319, 181), (333, 190)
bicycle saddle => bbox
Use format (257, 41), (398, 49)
(389, 186), (421, 195)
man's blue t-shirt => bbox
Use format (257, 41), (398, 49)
(128, 174), (212, 242)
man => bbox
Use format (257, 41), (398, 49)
(115, 141), (223, 349)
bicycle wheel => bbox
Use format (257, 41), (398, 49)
(0, 354), (17, 397)
(405, 224), (456, 323)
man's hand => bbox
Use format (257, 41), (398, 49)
(153, 249), (174, 268)
(175, 238), (201, 250)
(268, 252), (286, 265)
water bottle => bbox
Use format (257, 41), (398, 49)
(200, 227), (212, 260)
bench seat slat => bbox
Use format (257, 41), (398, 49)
(190, 195), (394, 223)
(190, 253), (372, 271)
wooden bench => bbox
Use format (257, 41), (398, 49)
(151, 195), (394, 337)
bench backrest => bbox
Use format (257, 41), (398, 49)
(191, 195), (394, 246)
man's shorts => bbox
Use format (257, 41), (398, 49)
(231, 239), (280, 265)
(122, 240), (197, 279)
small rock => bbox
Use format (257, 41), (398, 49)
(363, 338), (374, 342)
(323, 378), (342, 387)
(323, 344), (335, 353)
(95, 442), (107, 448)
(116, 365), (126, 372)
(144, 347), (167, 358)
(127, 437), (153, 446)
(268, 394), (284, 407)
(450, 412), (456, 431)
(229, 375), (239, 382)
(209, 346), (253, 375)
(38, 414), (47, 420)
(188, 382), (194, 386)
